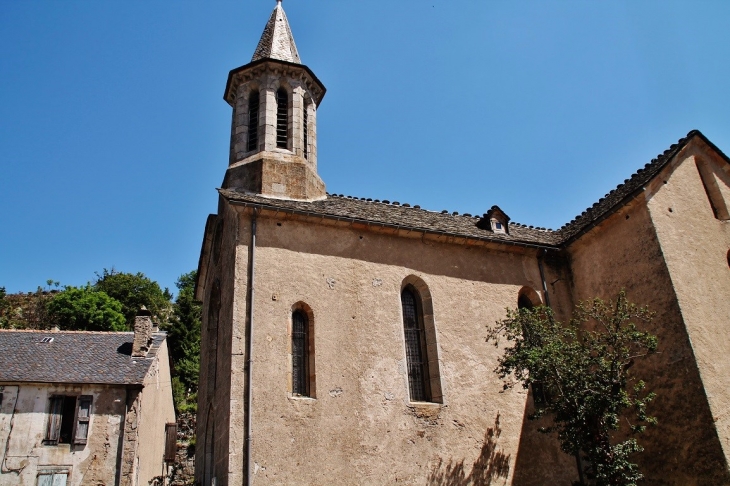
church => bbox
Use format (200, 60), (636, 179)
(194, 2), (730, 484)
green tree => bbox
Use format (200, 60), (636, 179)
(0, 281), (60, 329)
(487, 290), (658, 486)
(0, 287), (10, 328)
(48, 286), (127, 331)
(166, 271), (201, 391)
(94, 268), (173, 328)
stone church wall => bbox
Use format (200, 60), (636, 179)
(227, 208), (574, 484)
(567, 163), (729, 485)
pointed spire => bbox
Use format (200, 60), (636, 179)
(251, 1), (301, 64)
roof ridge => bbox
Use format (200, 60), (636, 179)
(555, 129), (714, 243)
(324, 193), (555, 231)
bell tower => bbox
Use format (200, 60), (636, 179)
(222, 0), (326, 201)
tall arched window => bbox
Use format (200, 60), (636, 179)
(303, 102), (309, 160)
(276, 88), (289, 149)
(247, 90), (259, 152)
(292, 309), (310, 396)
(401, 286), (431, 402)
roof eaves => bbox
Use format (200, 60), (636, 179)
(221, 192), (558, 251)
(556, 130), (724, 246)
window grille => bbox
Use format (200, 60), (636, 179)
(276, 88), (289, 148)
(247, 90), (259, 152)
(401, 288), (430, 402)
(292, 310), (309, 396)
(303, 104), (309, 159)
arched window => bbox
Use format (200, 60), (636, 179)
(303, 102), (309, 160)
(518, 294), (533, 309)
(276, 88), (289, 149)
(206, 283), (221, 399)
(401, 286), (431, 402)
(518, 286), (541, 310)
(292, 309), (311, 396)
(247, 90), (259, 152)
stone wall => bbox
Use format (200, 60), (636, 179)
(220, 207), (578, 485)
(0, 383), (126, 486)
(567, 166), (729, 485)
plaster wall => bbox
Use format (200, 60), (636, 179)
(643, 142), (730, 472)
(135, 340), (177, 485)
(0, 383), (125, 486)
(226, 209), (576, 485)
(567, 179), (729, 484)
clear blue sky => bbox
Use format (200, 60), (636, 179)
(2, 1), (729, 295)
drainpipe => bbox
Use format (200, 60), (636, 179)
(245, 209), (258, 486)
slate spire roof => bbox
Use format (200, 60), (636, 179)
(251, 0), (301, 64)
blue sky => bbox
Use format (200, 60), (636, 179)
(2, 1), (729, 295)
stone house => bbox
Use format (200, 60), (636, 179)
(0, 310), (176, 486)
(195, 2), (730, 484)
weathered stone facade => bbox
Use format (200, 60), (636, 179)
(195, 2), (730, 484)
(0, 329), (176, 485)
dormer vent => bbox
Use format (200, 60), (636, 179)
(477, 205), (511, 234)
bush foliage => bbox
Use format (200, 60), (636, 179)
(487, 290), (658, 486)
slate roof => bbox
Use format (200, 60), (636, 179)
(251, 1), (301, 64)
(554, 130), (729, 243)
(219, 189), (562, 247)
(0, 330), (166, 385)
(220, 131), (730, 249)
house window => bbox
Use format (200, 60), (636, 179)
(247, 90), (260, 152)
(37, 471), (68, 486)
(292, 309), (309, 396)
(276, 88), (289, 148)
(401, 286), (431, 402)
(45, 395), (92, 446)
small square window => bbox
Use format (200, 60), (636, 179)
(495, 222), (502, 230)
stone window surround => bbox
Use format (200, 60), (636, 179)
(399, 275), (444, 405)
(287, 301), (316, 399)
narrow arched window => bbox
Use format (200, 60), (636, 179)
(401, 287), (430, 402)
(518, 294), (534, 310)
(303, 102), (309, 160)
(247, 90), (259, 152)
(276, 88), (289, 149)
(292, 309), (309, 396)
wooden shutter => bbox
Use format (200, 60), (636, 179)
(165, 423), (178, 462)
(45, 396), (64, 444)
(73, 395), (92, 445)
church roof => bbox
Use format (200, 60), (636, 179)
(556, 129), (729, 244)
(251, 1), (301, 64)
(220, 131), (729, 250)
(0, 330), (167, 385)
(219, 189), (561, 247)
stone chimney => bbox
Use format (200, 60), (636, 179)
(132, 307), (153, 357)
